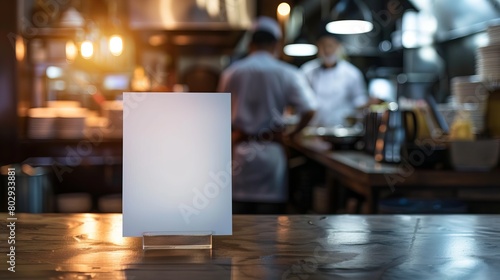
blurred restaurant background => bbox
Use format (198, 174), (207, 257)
(1, 0), (500, 214)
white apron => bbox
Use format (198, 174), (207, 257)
(232, 141), (287, 203)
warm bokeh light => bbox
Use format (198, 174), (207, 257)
(80, 40), (94, 59)
(65, 40), (77, 61)
(46, 66), (63, 79)
(148, 34), (167, 46)
(15, 35), (25, 61)
(277, 2), (291, 16)
(206, 0), (220, 18)
(109, 35), (124, 56)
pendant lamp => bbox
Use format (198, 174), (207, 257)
(326, 0), (373, 35)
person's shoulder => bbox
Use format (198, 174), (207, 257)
(300, 59), (321, 73)
(221, 55), (255, 79)
(272, 59), (303, 75)
(225, 56), (250, 70)
(339, 60), (360, 71)
(339, 60), (364, 77)
(271, 57), (296, 69)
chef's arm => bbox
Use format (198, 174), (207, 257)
(356, 97), (384, 110)
(287, 110), (315, 141)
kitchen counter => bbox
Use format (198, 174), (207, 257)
(1, 214), (500, 279)
(287, 138), (500, 213)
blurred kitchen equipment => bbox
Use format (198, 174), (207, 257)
(56, 107), (87, 139)
(477, 45), (500, 82)
(450, 75), (489, 135)
(449, 110), (476, 140)
(364, 109), (384, 155)
(476, 22), (500, 137)
(423, 94), (450, 134)
(399, 97), (448, 139)
(27, 108), (57, 139)
(303, 126), (363, 150)
(373, 103), (418, 163)
(1, 164), (54, 213)
(181, 65), (220, 92)
(450, 139), (500, 171)
(98, 193), (122, 213)
(397, 98), (449, 168)
(56, 192), (93, 213)
(487, 23), (500, 45)
(102, 100), (123, 138)
(486, 89), (500, 137)
(47, 100), (81, 108)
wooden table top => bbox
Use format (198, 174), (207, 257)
(1, 214), (500, 279)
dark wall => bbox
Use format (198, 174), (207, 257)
(440, 34), (480, 79)
(0, 0), (19, 165)
(430, 32), (485, 102)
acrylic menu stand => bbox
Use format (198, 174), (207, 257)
(142, 231), (213, 250)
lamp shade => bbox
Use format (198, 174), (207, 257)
(327, 0), (373, 35)
(284, 36), (318, 57)
(283, 7), (317, 57)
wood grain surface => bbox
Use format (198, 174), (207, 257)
(1, 214), (500, 279)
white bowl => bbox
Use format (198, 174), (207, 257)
(98, 194), (122, 213)
(57, 193), (92, 213)
(450, 139), (500, 171)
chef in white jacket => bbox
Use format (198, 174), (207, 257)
(218, 16), (317, 214)
(301, 30), (368, 127)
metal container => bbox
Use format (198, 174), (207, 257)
(1, 164), (54, 213)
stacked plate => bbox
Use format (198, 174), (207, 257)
(27, 108), (57, 139)
(47, 100), (81, 109)
(102, 101), (123, 138)
(451, 75), (489, 134)
(436, 103), (456, 130)
(458, 103), (487, 135)
(85, 115), (107, 137)
(451, 75), (489, 105)
(487, 24), (500, 45)
(476, 45), (500, 81)
(56, 107), (87, 139)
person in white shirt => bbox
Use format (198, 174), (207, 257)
(218, 16), (317, 214)
(301, 31), (368, 127)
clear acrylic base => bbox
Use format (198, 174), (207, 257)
(142, 231), (213, 250)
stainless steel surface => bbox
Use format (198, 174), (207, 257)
(128, 0), (256, 53)
(303, 126), (364, 149)
(128, 0), (255, 30)
(373, 109), (413, 163)
(1, 164), (54, 213)
(423, 0), (500, 40)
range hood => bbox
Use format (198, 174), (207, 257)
(418, 0), (500, 41)
(128, 0), (255, 53)
(128, 0), (255, 30)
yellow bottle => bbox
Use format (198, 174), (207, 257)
(450, 110), (475, 141)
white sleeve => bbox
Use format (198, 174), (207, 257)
(287, 70), (318, 113)
(299, 60), (317, 88)
(217, 69), (231, 93)
(350, 69), (368, 107)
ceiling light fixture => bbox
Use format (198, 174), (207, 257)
(327, 0), (374, 35)
(108, 0), (125, 56)
(283, 7), (318, 57)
